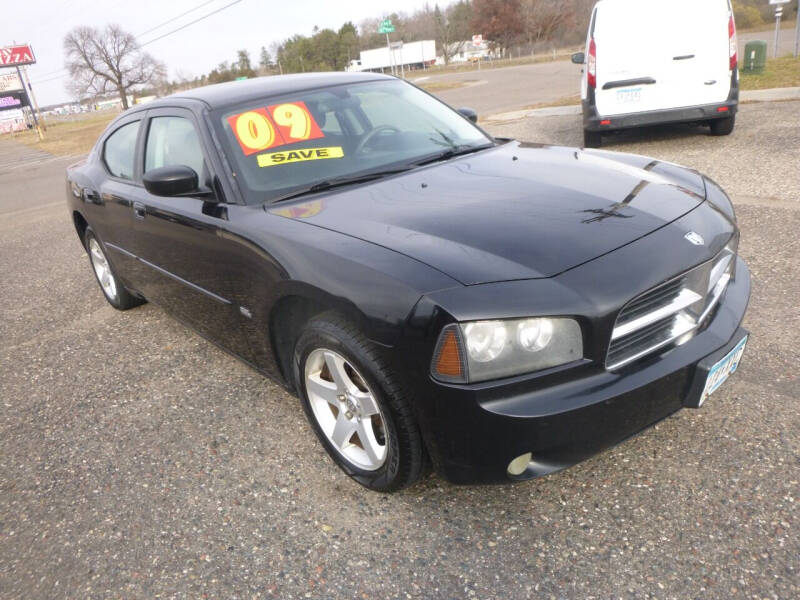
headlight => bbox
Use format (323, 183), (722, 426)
(431, 317), (583, 383)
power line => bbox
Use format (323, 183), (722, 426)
(140, 0), (245, 47)
(30, 0), (246, 84)
(136, 0), (218, 39)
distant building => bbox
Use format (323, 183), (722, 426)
(438, 39), (496, 64)
(0, 108), (29, 134)
(94, 96), (134, 111)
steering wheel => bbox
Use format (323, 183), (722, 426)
(354, 125), (401, 154)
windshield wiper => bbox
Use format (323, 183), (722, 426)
(269, 167), (413, 204)
(413, 143), (495, 166)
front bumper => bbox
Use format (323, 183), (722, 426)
(410, 258), (750, 484)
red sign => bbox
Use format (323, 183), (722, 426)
(0, 44), (36, 67)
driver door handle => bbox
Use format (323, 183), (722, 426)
(133, 201), (146, 220)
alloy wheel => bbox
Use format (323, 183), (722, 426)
(304, 348), (388, 471)
(88, 237), (117, 301)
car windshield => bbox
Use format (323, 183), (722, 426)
(211, 78), (493, 203)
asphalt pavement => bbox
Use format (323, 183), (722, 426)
(1, 99), (798, 599)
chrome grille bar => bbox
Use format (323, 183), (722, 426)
(606, 249), (735, 371)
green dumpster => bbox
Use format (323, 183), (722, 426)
(743, 40), (767, 73)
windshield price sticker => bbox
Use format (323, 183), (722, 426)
(257, 146), (344, 168)
(227, 101), (324, 156)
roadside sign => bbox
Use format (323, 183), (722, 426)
(0, 44), (36, 67)
(378, 19), (395, 34)
(389, 41), (403, 50)
(768, 0), (789, 4)
(472, 34), (483, 45)
(0, 71), (24, 92)
(0, 90), (27, 111)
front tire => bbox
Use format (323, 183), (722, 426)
(709, 115), (735, 136)
(293, 313), (426, 492)
(84, 228), (143, 310)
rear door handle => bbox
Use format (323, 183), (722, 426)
(673, 54), (695, 61)
(133, 201), (146, 220)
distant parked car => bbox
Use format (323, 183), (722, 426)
(572, 0), (739, 147)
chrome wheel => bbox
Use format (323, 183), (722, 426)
(88, 237), (117, 301)
(304, 348), (388, 471)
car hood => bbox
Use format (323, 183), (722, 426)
(270, 141), (707, 285)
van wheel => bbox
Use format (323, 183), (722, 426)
(583, 129), (602, 148)
(709, 115), (735, 136)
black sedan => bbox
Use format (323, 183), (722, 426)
(66, 72), (750, 491)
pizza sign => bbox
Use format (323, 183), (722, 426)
(0, 44), (36, 67)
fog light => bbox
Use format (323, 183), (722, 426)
(507, 452), (532, 476)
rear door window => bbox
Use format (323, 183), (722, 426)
(103, 121), (140, 180)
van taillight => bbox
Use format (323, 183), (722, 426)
(728, 15), (737, 70)
(588, 38), (597, 88)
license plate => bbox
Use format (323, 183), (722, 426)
(616, 87), (642, 104)
(700, 336), (748, 406)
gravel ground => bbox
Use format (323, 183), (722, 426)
(0, 102), (798, 599)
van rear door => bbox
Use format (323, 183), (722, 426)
(593, 0), (732, 117)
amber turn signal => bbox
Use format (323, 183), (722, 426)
(432, 325), (467, 383)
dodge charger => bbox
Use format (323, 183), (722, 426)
(66, 73), (750, 491)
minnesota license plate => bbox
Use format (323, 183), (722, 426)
(616, 87), (642, 104)
(700, 336), (748, 406)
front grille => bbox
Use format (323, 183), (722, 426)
(606, 249), (735, 370)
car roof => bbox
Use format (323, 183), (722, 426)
(154, 71), (394, 111)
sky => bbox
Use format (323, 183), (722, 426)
(1, 0), (435, 106)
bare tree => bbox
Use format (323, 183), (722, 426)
(472, 0), (524, 57)
(435, 2), (473, 64)
(521, 0), (577, 46)
(64, 24), (166, 109)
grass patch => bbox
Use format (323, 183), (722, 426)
(740, 55), (800, 90)
(409, 49), (579, 79)
(11, 112), (117, 156)
(417, 80), (475, 92)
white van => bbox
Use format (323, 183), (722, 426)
(572, 0), (738, 147)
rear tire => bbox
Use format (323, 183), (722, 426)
(293, 312), (426, 492)
(709, 115), (735, 136)
(583, 129), (602, 148)
(84, 228), (143, 311)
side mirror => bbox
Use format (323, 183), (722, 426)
(571, 52), (585, 65)
(143, 165), (200, 197)
(457, 107), (478, 123)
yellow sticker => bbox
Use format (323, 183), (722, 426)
(257, 146), (344, 168)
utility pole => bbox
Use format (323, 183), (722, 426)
(21, 64), (45, 132)
(16, 65), (43, 140)
(794, 0), (799, 57)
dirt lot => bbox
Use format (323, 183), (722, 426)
(0, 101), (798, 599)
